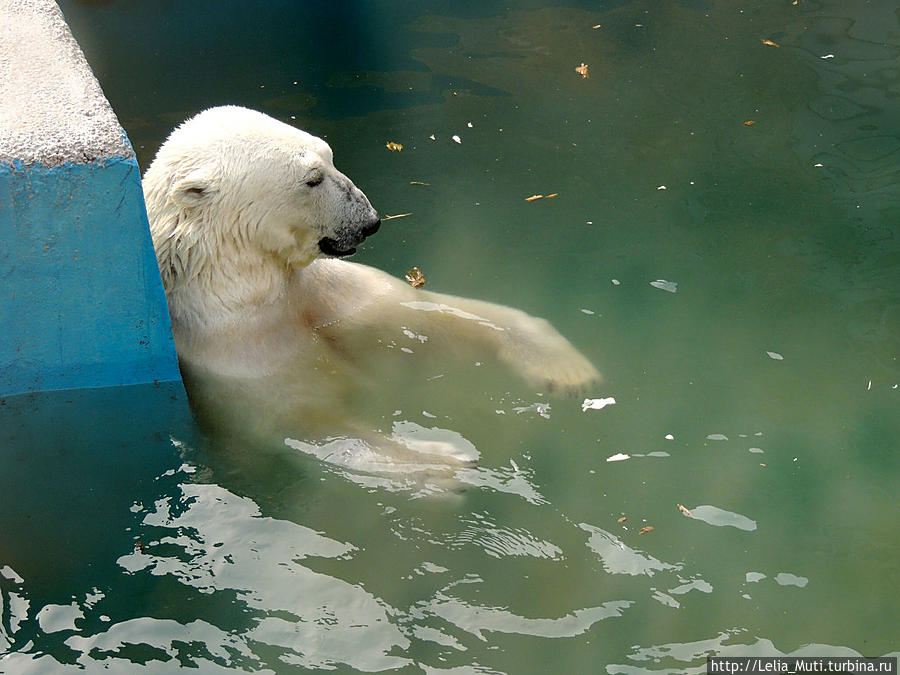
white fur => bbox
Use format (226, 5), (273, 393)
(144, 106), (599, 472)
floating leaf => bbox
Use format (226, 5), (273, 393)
(617, 516), (627, 523)
(593, 24), (602, 29)
(405, 267), (426, 288)
(386, 141), (403, 151)
(525, 194), (543, 202)
(678, 504), (692, 517)
(546, 193), (559, 199)
(382, 213), (412, 221)
(575, 63), (589, 79)
(744, 120), (756, 126)
(639, 526), (654, 535)
(409, 181), (430, 186)
(761, 39), (780, 47)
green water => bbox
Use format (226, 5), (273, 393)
(2, 0), (898, 671)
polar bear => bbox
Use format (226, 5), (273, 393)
(143, 106), (598, 475)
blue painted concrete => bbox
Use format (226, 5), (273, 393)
(0, 155), (182, 395)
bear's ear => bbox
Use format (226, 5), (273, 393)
(170, 172), (216, 208)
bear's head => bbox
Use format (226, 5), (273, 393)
(143, 106), (380, 293)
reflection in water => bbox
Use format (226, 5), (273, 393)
(119, 481), (411, 670)
(1, 449), (894, 672)
(580, 523), (680, 578)
(686, 505), (758, 532)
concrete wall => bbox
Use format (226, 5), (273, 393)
(0, 0), (181, 395)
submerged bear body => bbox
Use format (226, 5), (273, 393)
(143, 106), (598, 475)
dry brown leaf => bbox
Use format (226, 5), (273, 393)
(593, 24), (602, 29)
(744, 120), (756, 126)
(405, 267), (426, 288)
(677, 504), (692, 516)
(525, 194), (543, 202)
(639, 526), (654, 535)
(617, 516), (627, 523)
(575, 63), (590, 79)
(383, 213), (412, 220)
(761, 39), (780, 47)
(386, 141), (403, 151)
(545, 193), (559, 199)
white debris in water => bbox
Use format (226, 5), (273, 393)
(706, 433), (728, 441)
(513, 402), (551, 419)
(451, 134), (462, 144)
(582, 397), (616, 412)
(657, 185), (667, 190)
(766, 351), (784, 360)
(429, 134), (436, 141)
(820, 54), (835, 59)
(746, 572), (766, 583)
(510, 459), (520, 473)
(748, 447), (764, 454)
(665, 434), (674, 440)
(650, 279), (678, 293)
(580, 308), (595, 315)
(606, 453), (630, 462)
(467, 121), (473, 128)
(612, 279), (620, 285)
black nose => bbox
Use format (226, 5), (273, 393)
(362, 218), (381, 237)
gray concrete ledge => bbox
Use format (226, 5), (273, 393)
(0, 0), (133, 166)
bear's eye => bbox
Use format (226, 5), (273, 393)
(306, 172), (324, 188)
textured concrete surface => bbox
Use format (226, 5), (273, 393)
(0, 0), (182, 395)
(0, 0), (133, 166)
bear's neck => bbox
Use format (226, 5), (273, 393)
(161, 240), (298, 330)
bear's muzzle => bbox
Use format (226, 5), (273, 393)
(318, 217), (381, 257)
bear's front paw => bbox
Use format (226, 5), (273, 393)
(502, 318), (600, 397)
(520, 349), (600, 397)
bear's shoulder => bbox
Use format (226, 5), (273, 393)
(293, 259), (399, 329)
